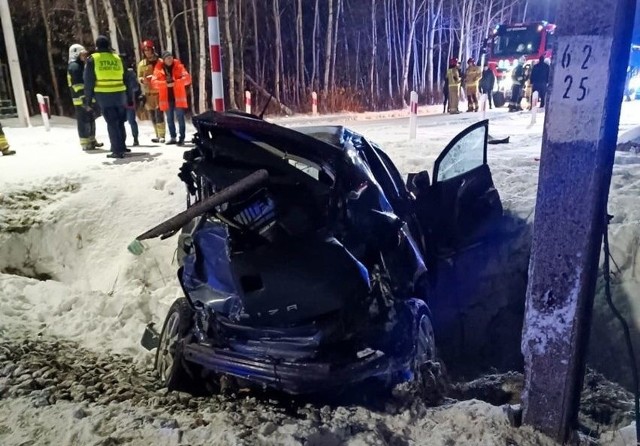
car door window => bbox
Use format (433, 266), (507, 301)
(435, 123), (487, 183)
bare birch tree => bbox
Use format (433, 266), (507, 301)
(197, 0), (207, 112)
(400, 0), (426, 105)
(322, 0), (333, 106)
(39, 0), (63, 115)
(295, 0), (305, 102)
(124, 0), (141, 60)
(101, 0), (119, 53)
(84, 0), (99, 42)
(369, 0), (377, 106)
(223, 0), (237, 108)
(273, 0), (283, 102)
(159, 0), (172, 52)
(310, 0), (320, 92)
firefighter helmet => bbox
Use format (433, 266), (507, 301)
(141, 40), (155, 50)
(68, 44), (86, 62)
(449, 58), (458, 67)
(467, 57), (475, 64)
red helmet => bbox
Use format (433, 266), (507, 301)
(141, 40), (154, 50)
(449, 58), (458, 67)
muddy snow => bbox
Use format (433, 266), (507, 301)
(1, 102), (640, 445)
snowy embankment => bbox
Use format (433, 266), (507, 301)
(0, 103), (639, 445)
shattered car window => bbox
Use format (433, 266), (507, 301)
(436, 126), (485, 182)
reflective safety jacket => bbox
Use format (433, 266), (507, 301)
(447, 67), (461, 88)
(92, 52), (126, 93)
(67, 60), (86, 106)
(465, 65), (482, 88)
(137, 56), (160, 95)
(84, 51), (127, 108)
(152, 59), (192, 111)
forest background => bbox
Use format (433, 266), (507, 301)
(2, 0), (555, 116)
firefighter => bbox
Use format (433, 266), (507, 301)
(464, 58), (482, 112)
(0, 122), (14, 156)
(152, 51), (192, 145)
(446, 58), (461, 114)
(84, 35), (128, 159)
(509, 56), (526, 112)
(67, 43), (103, 151)
(137, 40), (166, 143)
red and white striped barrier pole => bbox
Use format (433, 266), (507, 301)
(207, 0), (224, 112)
(409, 91), (418, 140)
(311, 91), (318, 115)
(36, 93), (50, 131)
(245, 90), (251, 114)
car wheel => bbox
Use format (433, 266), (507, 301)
(155, 297), (195, 391)
(415, 312), (437, 366)
(414, 310), (448, 405)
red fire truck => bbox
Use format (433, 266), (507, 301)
(485, 21), (556, 107)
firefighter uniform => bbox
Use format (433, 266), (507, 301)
(465, 59), (482, 112)
(447, 59), (461, 114)
(84, 35), (128, 158)
(137, 40), (166, 142)
(67, 44), (101, 150)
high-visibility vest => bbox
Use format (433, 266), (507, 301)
(67, 73), (84, 105)
(447, 68), (461, 88)
(92, 52), (126, 93)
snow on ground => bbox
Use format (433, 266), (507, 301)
(1, 101), (639, 445)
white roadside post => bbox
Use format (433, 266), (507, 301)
(528, 91), (539, 127)
(409, 91), (418, 140)
(480, 93), (488, 120)
(36, 93), (50, 131)
(311, 91), (318, 116)
(245, 90), (251, 114)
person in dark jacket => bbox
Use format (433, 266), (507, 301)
(443, 75), (449, 113)
(529, 55), (550, 108)
(84, 35), (129, 159)
(479, 65), (496, 109)
(509, 57), (526, 112)
(68, 43), (102, 151)
(121, 54), (140, 146)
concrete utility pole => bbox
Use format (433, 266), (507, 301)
(0, 0), (30, 127)
(521, 0), (636, 443)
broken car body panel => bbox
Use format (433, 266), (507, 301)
(150, 111), (502, 395)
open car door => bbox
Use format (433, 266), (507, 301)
(414, 120), (503, 259)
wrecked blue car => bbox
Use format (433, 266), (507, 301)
(143, 110), (502, 395)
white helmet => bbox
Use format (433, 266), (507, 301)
(68, 44), (86, 62)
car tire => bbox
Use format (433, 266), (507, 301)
(414, 307), (448, 405)
(155, 297), (196, 391)
(493, 91), (506, 108)
(415, 310), (437, 366)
